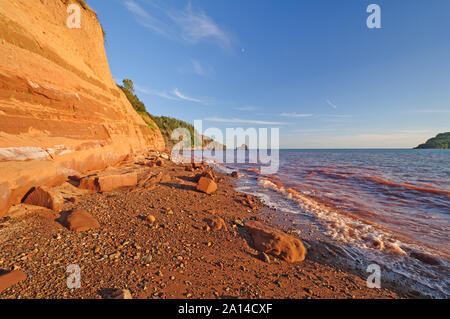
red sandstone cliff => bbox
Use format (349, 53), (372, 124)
(0, 0), (165, 217)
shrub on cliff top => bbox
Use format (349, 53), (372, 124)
(118, 79), (146, 113)
(118, 78), (223, 149)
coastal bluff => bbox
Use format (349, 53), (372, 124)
(0, 0), (164, 217)
(414, 132), (450, 149)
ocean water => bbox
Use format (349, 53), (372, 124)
(202, 149), (449, 298)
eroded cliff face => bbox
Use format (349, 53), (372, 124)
(0, 0), (165, 217)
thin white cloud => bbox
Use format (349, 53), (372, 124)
(397, 129), (432, 133)
(293, 128), (337, 133)
(326, 99), (337, 109)
(135, 85), (180, 101)
(280, 112), (313, 118)
(235, 106), (258, 111)
(124, 1), (168, 36)
(205, 117), (289, 125)
(172, 88), (203, 103)
(169, 3), (232, 50)
(124, 1), (233, 50)
(191, 59), (214, 77)
(413, 110), (450, 114)
(135, 84), (209, 104)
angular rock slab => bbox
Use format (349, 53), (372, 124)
(196, 177), (217, 194)
(64, 210), (100, 232)
(245, 221), (306, 263)
(23, 186), (63, 211)
(79, 172), (137, 192)
(0, 270), (27, 293)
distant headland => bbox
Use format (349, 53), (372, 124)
(414, 132), (450, 149)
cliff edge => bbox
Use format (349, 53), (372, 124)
(0, 0), (165, 217)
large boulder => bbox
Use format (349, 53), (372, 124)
(22, 186), (63, 211)
(245, 221), (306, 263)
(63, 210), (100, 232)
(0, 270), (26, 293)
(196, 177), (217, 195)
(79, 172), (137, 192)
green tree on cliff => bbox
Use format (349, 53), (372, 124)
(118, 79), (146, 113)
(122, 79), (134, 94)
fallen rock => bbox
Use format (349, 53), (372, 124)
(140, 172), (162, 186)
(0, 270), (27, 293)
(204, 216), (227, 231)
(245, 221), (306, 263)
(22, 186), (63, 211)
(194, 171), (215, 182)
(196, 177), (217, 194)
(64, 210), (100, 232)
(102, 289), (132, 299)
(79, 172), (137, 192)
(146, 215), (156, 224)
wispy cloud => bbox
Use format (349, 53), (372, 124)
(235, 106), (258, 111)
(413, 109), (450, 114)
(397, 129), (432, 133)
(191, 59), (214, 77)
(169, 3), (233, 50)
(135, 85), (180, 101)
(135, 85), (205, 103)
(124, 1), (168, 36)
(280, 112), (313, 118)
(293, 128), (338, 133)
(316, 114), (355, 123)
(326, 99), (337, 109)
(124, 0), (233, 50)
(205, 117), (289, 125)
(172, 88), (204, 103)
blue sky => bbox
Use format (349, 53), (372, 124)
(90, 0), (450, 148)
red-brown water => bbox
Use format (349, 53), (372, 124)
(209, 149), (449, 298)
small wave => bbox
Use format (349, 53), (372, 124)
(363, 176), (450, 196)
(257, 177), (408, 253)
(255, 176), (449, 297)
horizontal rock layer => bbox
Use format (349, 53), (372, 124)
(0, 0), (165, 217)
